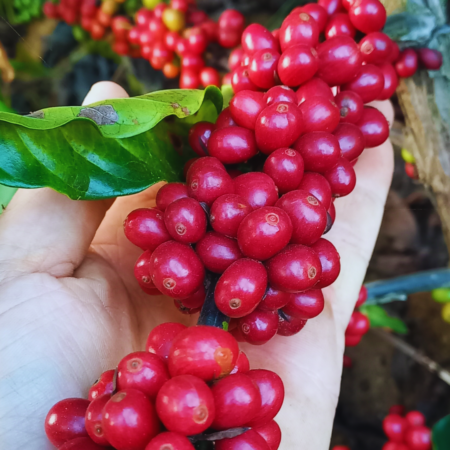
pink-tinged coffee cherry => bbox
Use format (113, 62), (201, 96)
(383, 414), (407, 443)
(229, 90), (266, 130)
(117, 351), (170, 400)
(242, 23), (279, 55)
(229, 47), (246, 71)
(216, 429), (271, 450)
(188, 122), (215, 156)
(298, 4), (328, 31)
(156, 183), (188, 212)
(263, 148), (305, 194)
(58, 438), (107, 450)
(359, 32), (393, 64)
(277, 311), (308, 336)
(255, 102), (303, 154)
(377, 63), (399, 101)
(318, 0), (344, 16)
(150, 241), (205, 299)
(266, 244), (322, 292)
(325, 12), (356, 39)
(230, 351), (251, 374)
(210, 194), (253, 238)
(317, 35), (362, 86)
(211, 373), (262, 430)
(333, 122), (365, 162)
(237, 206), (293, 260)
(357, 107), (390, 148)
(312, 238), (341, 288)
(45, 398), (90, 447)
(417, 48), (443, 70)
(215, 259), (268, 318)
(264, 85), (298, 106)
(88, 370), (115, 401)
(124, 208), (171, 251)
(231, 66), (260, 93)
(335, 90), (364, 124)
(298, 172), (332, 210)
(234, 172), (279, 209)
(196, 231), (243, 273)
(324, 158), (357, 197)
(102, 390), (160, 450)
(279, 12), (320, 51)
(341, 64), (384, 104)
(168, 326), (239, 380)
(346, 311), (370, 335)
(156, 375), (215, 436)
(237, 308), (279, 345)
(146, 322), (187, 359)
(249, 49), (281, 89)
(276, 190), (327, 246)
(283, 289), (325, 319)
(395, 49), (418, 78)
(145, 432), (195, 450)
(296, 77), (334, 105)
(259, 286), (290, 311)
(277, 45), (319, 87)
(348, 0), (387, 34)
(299, 97), (340, 133)
(85, 395), (110, 446)
(208, 126), (258, 164)
(253, 420), (282, 450)
(216, 107), (238, 130)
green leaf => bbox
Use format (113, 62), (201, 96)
(360, 305), (409, 334)
(221, 84), (234, 109)
(0, 185), (17, 214)
(0, 87), (223, 200)
(432, 414), (450, 450)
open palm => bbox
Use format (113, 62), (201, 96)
(0, 82), (394, 450)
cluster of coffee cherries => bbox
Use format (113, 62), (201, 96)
(401, 148), (418, 180)
(44, 324), (284, 450)
(382, 405), (432, 450)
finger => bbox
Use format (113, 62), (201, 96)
(0, 82), (129, 280)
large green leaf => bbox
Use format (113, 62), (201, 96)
(432, 414), (450, 450)
(0, 87), (223, 200)
(360, 305), (409, 334)
(0, 185), (17, 214)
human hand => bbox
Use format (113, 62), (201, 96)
(0, 81), (394, 450)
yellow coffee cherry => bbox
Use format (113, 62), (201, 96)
(143, 0), (162, 9)
(401, 148), (416, 164)
(162, 8), (185, 32)
(442, 303), (450, 323)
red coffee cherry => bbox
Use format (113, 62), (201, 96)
(45, 398), (90, 447)
(231, 66), (260, 93)
(230, 350), (251, 374)
(345, 334), (362, 346)
(325, 13), (356, 39)
(277, 311), (308, 336)
(255, 102), (303, 154)
(234, 172), (279, 209)
(259, 286), (291, 311)
(312, 238), (341, 288)
(276, 190), (328, 245)
(417, 48), (443, 70)
(296, 77), (334, 105)
(264, 85), (298, 106)
(103, 390), (160, 450)
(219, 9), (245, 33)
(324, 158), (357, 197)
(145, 432), (195, 450)
(85, 395), (110, 446)
(388, 40), (400, 63)
(180, 69), (201, 89)
(266, 244), (322, 292)
(335, 90), (364, 124)
(181, 53), (205, 72)
(156, 183), (188, 212)
(249, 49), (281, 89)
(253, 420), (282, 450)
(357, 106), (390, 148)
(216, 107), (238, 130)
(359, 32), (393, 64)
(328, 201), (336, 224)
(229, 90), (266, 130)
(395, 49), (418, 78)
(333, 123), (365, 162)
(196, 231), (243, 273)
(406, 411), (426, 427)
(346, 311), (370, 335)
(383, 414), (407, 443)
(299, 4), (328, 31)
(215, 258), (268, 318)
(229, 47), (246, 71)
(377, 63), (399, 101)
(59, 438), (107, 450)
(168, 325), (239, 381)
(88, 369), (115, 401)
(298, 172), (332, 210)
(348, 0), (387, 34)
(188, 122), (215, 157)
(216, 429), (271, 450)
(404, 426), (432, 450)
(318, 0), (344, 15)
(342, 64), (384, 103)
(156, 375), (215, 435)
(283, 289), (325, 319)
(355, 285), (368, 308)
(146, 322), (187, 360)
(241, 23), (279, 55)
(382, 443), (410, 450)
(299, 97), (340, 133)
(179, 284), (206, 309)
(279, 12), (320, 51)
(124, 208), (171, 251)
(277, 45), (319, 87)
(238, 308), (279, 345)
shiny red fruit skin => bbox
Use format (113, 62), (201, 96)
(388, 40), (400, 63)
(188, 122), (214, 157)
(264, 85), (297, 106)
(299, 4), (328, 31)
(156, 375), (215, 435)
(230, 351), (251, 374)
(317, 35), (362, 86)
(325, 13), (356, 39)
(210, 194), (253, 238)
(85, 395), (110, 446)
(346, 311), (370, 335)
(253, 420), (282, 450)
(180, 69), (200, 89)
(299, 97), (340, 133)
(219, 9), (245, 33)
(215, 259), (268, 318)
(164, 197), (207, 244)
(124, 208), (171, 251)
(196, 231), (243, 273)
(45, 398), (90, 447)
(319, 0), (344, 15)
(406, 411), (426, 427)
(328, 201), (336, 224)
(357, 106), (390, 148)
(277, 45), (319, 87)
(88, 370), (115, 401)
(283, 289), (324, 319)
(156, 183), (188, 212)
(276, 190), (327, 245)
(342, 64), (384, 103)
(280, 12), (320, 51)
(277, 312), (308, 336)
(117, 351), (170, 400)
(395, 49), (418, 78)
(355, 285), (368, 307)
(179, 284), (206, 309)
(360, 32), (393, 64)
(237, 206), (293, 260)
(150, 241), (205, 299)
(229, 90), (266, 130)
(324, 158), (357, 197)
(216, 107), (238, 130)
(296, 77), (334, 105)
(263, 148), (305, 194)
(335, 90), (364, 124)
(59, 438), (108, 450)
(200, 67), (221, 88)
(242, 24), (279, 55)
(383, 414), (407, 443)
(377, 63), (399, 101)
(333, 123), (365, 162)
(234, 172), (279, 209)
(266, 244), (322, 292)
(298, 172), (332, 210)
(345, 333), (362, 346)
(294, 131), (341, 173)
(219, 29), (242, 48)
(417, 48), (443, 70)
(216, 429), (271, 450)
(169, 326), (239, 380)
(238, 308), (279, 345)
(255, 102), (303, 154)
(229, 48), (246, 71)
(312, 238), (341, 288)
(103, 390), (160, 450)
(146, 322), (187, 359)
(404, 426), (432, 450)
(232, 67), (260, 93)
(246, 370), (285, 427)
(259, 286), (290, 311)
(211, 373), (262, 429)
(145, 432), (195, 450)
(249, 49), (281, 89)
(349, 0), (387, 33)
